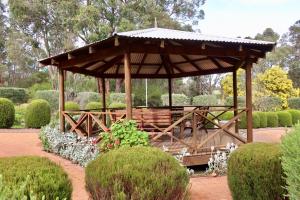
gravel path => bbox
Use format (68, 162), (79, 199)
(0, 127), (287, 200)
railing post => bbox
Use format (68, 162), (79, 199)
(245, 62), (253, 142)
(124, 52), (132, 119)
(233, 70), (239, 133)
(59, 68), (65, 132)
(101, 78), (107, 126)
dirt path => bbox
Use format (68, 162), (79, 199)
(0, 127), (287, 200)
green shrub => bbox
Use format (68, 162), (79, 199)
(110, 92), (126, 103)
(266, 112), (279, 127)
(86, 146), (189, 200)
(288, 97), (300, 109)
(0, 156), (72, 199)
(228, 143), (286, 200)
(13, 103), (28, 128)
(256, 111), (267, 128)
(28, 82), (52, 98)
(277, 111), (292, 127)
(100, 120), (149, 152)
(219, 111), (234, 120)
(225, 96), (245, 107)
(25, 99), (51, 128)
(109, 102), (126, 109)
(287, 109), (300, 125)
(65, 101), (80, 111)
(281, 124), (300, 199)
(34, 90), (59, 112)
(238, 112), (260, 129)
(192, 95), (218, 106)
(161, 93), (190, 106)
(85, 101), (102, 110)
(254, 96), (281, 111)
(0, 87), (28, 104)
(0, 98), (15, 128)
(75, 92), (101, 109)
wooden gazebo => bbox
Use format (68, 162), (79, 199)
(39, 28), (275, 165)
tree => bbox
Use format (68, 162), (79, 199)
(0, 1), (7, 85)
(221, 69), (245, 98)
(254, 66), (298, 108)
(254, 28), (280, 42)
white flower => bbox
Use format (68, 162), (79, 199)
(211, 146), (215, 151)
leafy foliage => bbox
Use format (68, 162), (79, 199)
(99, 120), (149, 152)
(85, 101), (102, 110)
(161, 93), (190, 106)
(0, 98), (15, 128)
(65, 101), (80, 111)
(34, 90), (59, 112)
(25, 99), (51, 128)
(266, 112), (279, 127)
(192, 95), (218, 106)
(85, 146), (189, 200)
(28, 82), (52, 98)
(253, 96), (282, 111)
(109, 93), (126, 103)
(239, 112), (260, 129)
(281, 124), (300, 200)
(221, 69), (245, 98)
(13, 103), (27, 128)
(287, 109), (300, 124)
(256, 111), (267, 128)
(0, 156), (72, 199)
(224, 96), (245, 107)
(288, 97), (300, 109)
(277, 111), (293, 127)
(228, 143), (286, 200)
(74, 92), (101, 109)
(108, 102), (126, 109)
(0, 87), (28, 104)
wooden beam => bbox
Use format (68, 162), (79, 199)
(233, 70), (238, 133)
(97, 55), (124, 74)
(173, 57), (208, 65)
(209, 57), (224, 69)
(124, 52), (132, 119)
(245, 62), (253, 142)
(181, 55), (202, 71)
(155, 64), (163, 74)
(168, 78), (172, 108)
(59, 68), (65, 132)
(137, 53), (147, 74)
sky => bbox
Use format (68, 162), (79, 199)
(197, 0), (300, 38)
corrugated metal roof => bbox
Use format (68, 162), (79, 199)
(116, 28), (274, 45)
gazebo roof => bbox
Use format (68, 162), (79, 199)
(39, 27), (275, 79)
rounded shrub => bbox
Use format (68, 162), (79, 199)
(228, 143), (286, 200)
(109, 102), (126, 109)
(0, 156), (72, 199)
(266, 112), (278, 127)
(239, 112), (260, 129)
(85, 146), (189, 200)
(287, 109), (300, 125)
(25, 99), (51, 128)
(277, 111), (292, 127)
(0, 98), (15, 128)
(85, 101), (102, 110)
(65, 101), (80, 111)
(281, 124), (300, 199)
(161, 93), (190, 106)
(256, 111), (267, 128)
(34, 90), (59, 111)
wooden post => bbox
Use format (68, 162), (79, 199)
(59, 68), (65, 132)
(245, 62), (253, 142)
(168, 78), (172, 108)
(233, 70), (238, 133)
(124, 52), (132, 119)
(101, 78), (106, 125)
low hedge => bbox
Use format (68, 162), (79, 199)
(161, 94), (190, 106)
(228, 143), (286, 200)
(277, 111), (292, 127)
(25, 99), (51, 128)
(0, 98), (15, 128)
(34, 90), (59, 111)
(239, 112), (260, 129)
(85, 101), (102, 110)
(281, 124), (300, 199)
(287, 109), (300, 125)
(256, 111), (267, 128)
(0, 87), (28, 104)
(192, 95), (218, 106)
(0, 156), (72, 199)
(266, 112), (279, 127)
(65, 101), (80, 111)
(288, 97), (300, 109)
(86, 147), (189, 200)
(109, 102), (126, 109)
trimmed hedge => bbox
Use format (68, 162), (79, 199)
(34, 90), (59, 111)
(266, 112), (279, 127)
(256, 111), (267, 128)
(14, 103), (27, 128)
(85, 147), (189, 200)
(254, 96), (281, 111)
(277, 111), (292, 127)
(239, 112), (260, 129)
(192, 95), (218, 106)
(25, 99), (51, 128)
(85, 101), (102, 110)
(109, 102), (126, 109)
(0, 87), (28, 104)
(0, 156), (72, 199)
(161, 94), (190, 106)
(228, 143), (286, 200)
(65, 101), (80, 111)
(287, 109), (300, 125)
(281, 125), (300, 199)
(288, 97), (300, 109)
(219, 111), (234, 120)
(225, 96), (245, 107)
(0, 98), (15, 128)
(75, 92), (101, 109)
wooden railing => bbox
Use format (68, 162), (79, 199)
(63, 106), (247, 153)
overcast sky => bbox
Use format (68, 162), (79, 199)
(197, 0), (300, 38)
